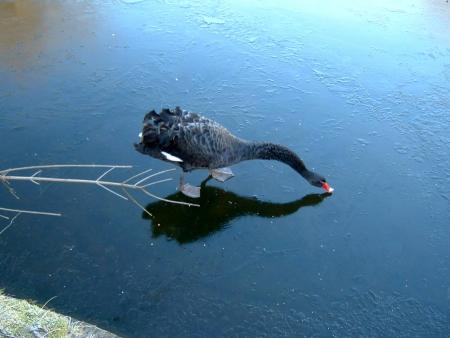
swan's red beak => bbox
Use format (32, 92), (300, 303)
(321, 182), (334, 193)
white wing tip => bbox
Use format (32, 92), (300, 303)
(161, 151), (183, 162)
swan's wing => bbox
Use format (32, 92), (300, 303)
(139, 107), (236, 169)
(177, 119), (236, 168)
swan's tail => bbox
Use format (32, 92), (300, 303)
(140, 107), (183, 147)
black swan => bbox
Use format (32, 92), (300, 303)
(134, 107), (333, 198)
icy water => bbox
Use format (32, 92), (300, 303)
(0, 0), (449, 337)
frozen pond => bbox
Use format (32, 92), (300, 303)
(0, 0), (449, 336)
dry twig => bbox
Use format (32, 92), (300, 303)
(0, 213), (21, 236)
(0, 164), (199, 229)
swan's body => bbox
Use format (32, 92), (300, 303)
(134, 107), (333, 197)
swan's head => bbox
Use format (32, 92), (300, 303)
(305, 171), (334, 193)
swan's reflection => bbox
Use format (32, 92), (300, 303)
(143, 179), (331, 244)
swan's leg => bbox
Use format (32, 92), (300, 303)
(201, 176), (213, 186)
(210, 167), (234, 182)
(179, 172), (201, 198)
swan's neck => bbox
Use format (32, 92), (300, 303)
(243, 142), (312, 179)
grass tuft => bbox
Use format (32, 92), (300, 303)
(0, 290), (116, 338)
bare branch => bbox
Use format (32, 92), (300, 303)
(30, 170), (42, 185)
(122, 168), (153, 184)
(141, 177), (173, 188)
(134, 168), (176, 186)
(0, 164), (199, 221)
(96, 167), (115, 181)
(31, 170), (42, 177)
(122, 187), (153, 218)
(0, 212), (21, 236)
(140, 188), (199, 207)
(0, 207), (61, 217)
(97, 183), (128, 200)
(0, 164), (132, 175)
(2, 180), (20, 200)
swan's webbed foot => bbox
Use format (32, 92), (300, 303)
(210, 167), (234, 182)
(179, 173), (201, 198)
(180, 183), (201, 198)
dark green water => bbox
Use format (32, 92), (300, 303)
(0, 1), (449, 337)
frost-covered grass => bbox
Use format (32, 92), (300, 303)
(0, 291), (116, 338)
(0, 291), (80, 337)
